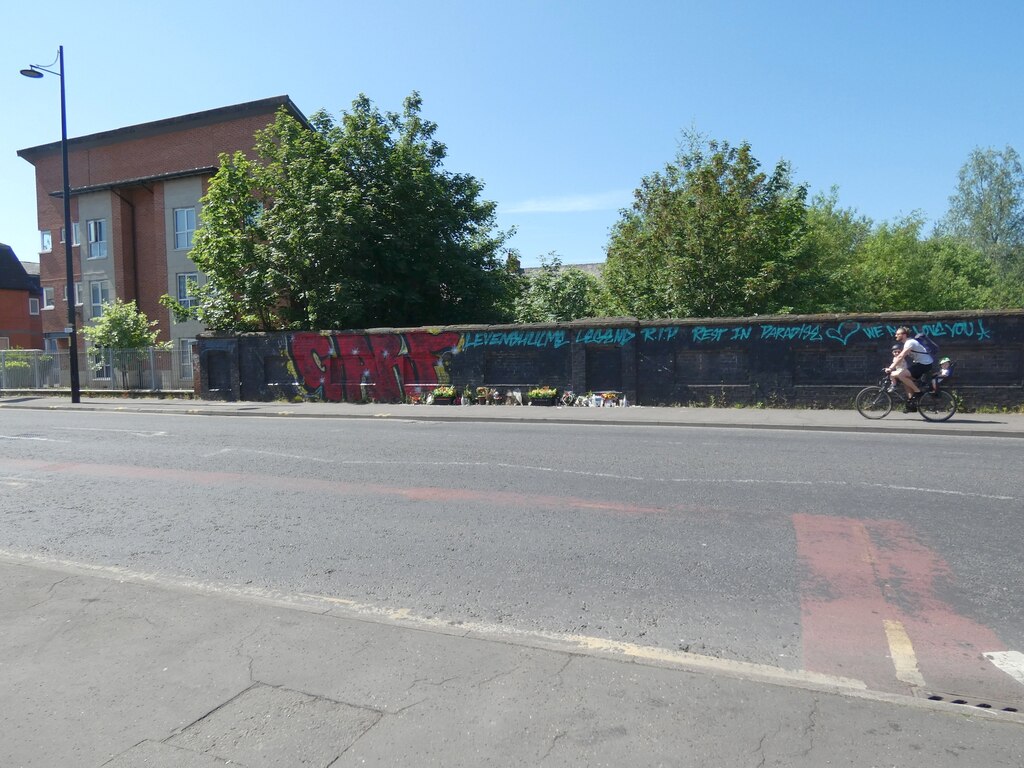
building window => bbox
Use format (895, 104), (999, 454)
(63, 282), (83, 305)
(87, 219), (107, 259)
(0, 337), (9, 350)
(40, 230), (52, 252)
(92, 349), (111, 380)
(90, 280), (110, 318)
(177, 271), (199, 309)
(174, 207), (196, 250)
(29, 297), (40, 315)
(244, 201), (264, 228)
(61, 223), (81, 245)
(43, 287), (55, 308)
(179, 338), (196, 379)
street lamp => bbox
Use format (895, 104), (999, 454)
(21, 46), (80, 403)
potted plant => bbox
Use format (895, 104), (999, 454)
(431, 385), (456, 405)
(528, 386), (558, 406)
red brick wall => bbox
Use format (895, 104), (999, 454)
(0, 288), (43, 348)
(138, 183), (170, 339)
(26, 106), (284, 345)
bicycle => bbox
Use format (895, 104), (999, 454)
(855, 370), (957, 422)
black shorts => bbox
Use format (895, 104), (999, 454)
(909, 361), (933, 380)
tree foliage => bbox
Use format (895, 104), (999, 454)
(168, 93), (517, 331)
(514, 254), (608, 322)
(846, 216), (996, 312)
(81, 299), (163, 349)
(796, 190), (873, 312)
(603, 134), (810, 318)
(938, 145), (1024, 272)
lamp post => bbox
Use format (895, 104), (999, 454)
(21, 46), (80, 403)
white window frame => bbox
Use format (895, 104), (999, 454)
(60, 223), (82, 245)
(176, 271), (199, 309)
(178, 338), (196, 379)
(92, 348), (111, 380)
(87, 219), (107, 259)
(29, 297), (40, 315)
(89, 280), (110, 318)
(63, 283), (83, 305)
(174, 207), (196, 250)
(40, 230), (52, 253)
(43, 286), (55, 309)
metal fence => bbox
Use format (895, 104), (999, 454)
(0, 347), (195, 392)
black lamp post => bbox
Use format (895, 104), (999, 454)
(21, 46), (80, 403)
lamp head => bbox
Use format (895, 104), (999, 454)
(20, 67), (44, 78)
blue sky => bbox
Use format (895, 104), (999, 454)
(2, 1), (1021, 269)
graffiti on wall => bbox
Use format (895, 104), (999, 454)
(288, 331), (461, 402)
(685, 318), (993, 346)
(286, 318), (996, 401)
(461, 327), (638, 350)
(460, 318), (994, 350)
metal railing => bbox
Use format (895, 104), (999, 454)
(0, 347), (195, 392)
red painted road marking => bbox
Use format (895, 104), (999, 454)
(793, 514), (897, 691)
(865, 519), (1011, 699)
(794, 513), (1013, 699)
(0, 457), (671, 517)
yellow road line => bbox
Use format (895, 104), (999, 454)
(884, 619), (925, 687)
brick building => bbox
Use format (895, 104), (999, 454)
(0, 243), (43, 350)
(16, 95), (307, 382)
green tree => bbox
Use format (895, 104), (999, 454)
(796, 189), (874, 313)
(81, 299), (165, 389)
(165, 93), (517, 331)
(514, 254), (609, 322)
(603, 134), (810, 318)
(847, 216), (996, 312)
(82, 298), (162, 349)
(938, 145), (1024, 272)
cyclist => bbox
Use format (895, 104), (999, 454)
(885, 326), (934, 411)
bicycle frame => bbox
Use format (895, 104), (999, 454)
(856, 369), (957, 422)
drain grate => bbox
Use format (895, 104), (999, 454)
(925, 693), (1019, 713)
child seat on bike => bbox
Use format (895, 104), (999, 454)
(928, 357), (954, 392)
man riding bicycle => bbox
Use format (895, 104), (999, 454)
(886, 326), (934, 411)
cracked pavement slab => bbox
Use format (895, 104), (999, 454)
(166, 684), (380, 767)
(2, 557), (1023, 767)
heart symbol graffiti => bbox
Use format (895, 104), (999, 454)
(825, 322), (861, 346)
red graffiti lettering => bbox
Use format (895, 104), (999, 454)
(288, 331), (461, 402)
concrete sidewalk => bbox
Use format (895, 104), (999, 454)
(2, 552), (1022, 768)
(4, 396), (1024, 766)
(3, 394), (1024, 437)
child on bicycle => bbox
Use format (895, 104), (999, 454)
(886, 326), (935, 411)
(886, 344), (903, 391)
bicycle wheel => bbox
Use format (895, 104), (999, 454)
(917, 389), (957, 422)
(855, 386), (892, 419)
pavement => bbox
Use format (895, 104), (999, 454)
(3, 395), (1024, 767)
(2, 393), (1024, 437)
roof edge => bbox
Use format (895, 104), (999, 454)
(17, 95), (308, 161)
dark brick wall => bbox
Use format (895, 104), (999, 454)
(197, 310), (1024, 409)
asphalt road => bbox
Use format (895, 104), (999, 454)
(2, 407), (1022, 712)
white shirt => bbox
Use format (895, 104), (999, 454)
(903, 338), (934, 365)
